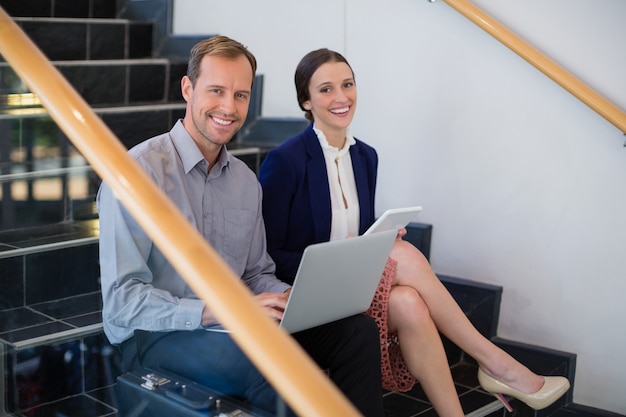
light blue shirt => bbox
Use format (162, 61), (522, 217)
(97, 120), (290, 344)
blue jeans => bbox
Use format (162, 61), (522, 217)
(122, 314), (384, 417)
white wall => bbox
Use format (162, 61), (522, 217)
(174, 0), (626, 413)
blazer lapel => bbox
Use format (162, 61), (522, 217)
(303, 129), (332, 242)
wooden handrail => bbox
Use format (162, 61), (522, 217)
(439, 0), (626, 135)
(0, 7), (360, 417)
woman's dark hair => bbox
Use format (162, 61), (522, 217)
(294, 48), (354, 121)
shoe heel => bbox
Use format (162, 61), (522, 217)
(493, 393), (513, 412)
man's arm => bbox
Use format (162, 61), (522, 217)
(97, 183), (205, 343)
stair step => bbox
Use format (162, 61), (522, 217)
(237, 117), (310, 146)
(0, 59), (187, 108)
(0, 103), (186, 183)
(0, 0), (116, 19)
(465, 400), (505, 417)
(4, 17), (153, 61)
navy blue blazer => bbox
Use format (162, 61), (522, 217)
(259, 124), (379, 284)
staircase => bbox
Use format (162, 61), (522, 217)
(0, 1), (591, 417)
(0, 0), (310, 415)
(0, 1), (186, 415)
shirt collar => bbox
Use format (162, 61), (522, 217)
(313, 124), (356, 157)
(170, 119), (230, 174)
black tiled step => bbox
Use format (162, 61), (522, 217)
(232, 117), (310, 171)
(0, 319), (74, 346)
(56, 0), (117, 19)
(31, 291), (102, 320)
(0, 292), (102, 347)
(1, 230), (100, 309)
(439, 274), (503, 364)
(99, 105), (186, 149)
(555, 404), (626, 417)
(9, 18), (153, 61)
(0, 59), (184, 107)
(0, 307), (51, 334)
(0, 0), (116, 19)
(17, 393), (117, 417)
(26, 244), (100, 304)
(0, 104), (186, 147)
(236, 117), (310, 146)
(5, 334), (119, 415)
(490, 336), (577, 414)
(0, 222), (98, 251)
(60, 61), (168, 105)
(383, 392), (432, 417)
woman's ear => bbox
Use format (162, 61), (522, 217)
(302, 101), (312, 110)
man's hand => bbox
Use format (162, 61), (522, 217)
(396, 227), (407, 240)
(253, 291), (290, 321)
(201, 291), (290, 327)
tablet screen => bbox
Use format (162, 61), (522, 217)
(363, 206), (423, 236)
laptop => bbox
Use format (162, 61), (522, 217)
(278, 229), (397, 333)
(205, 229), (396, 334)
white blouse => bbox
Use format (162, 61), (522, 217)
(313, 125), (360, 241)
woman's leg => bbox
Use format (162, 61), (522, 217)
(388, 285), (465, 417)
(390, 240), (544, 394)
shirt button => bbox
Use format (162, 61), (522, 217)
(185, 321), (192, 328)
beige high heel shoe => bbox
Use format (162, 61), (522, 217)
(478, 368), (570, 411)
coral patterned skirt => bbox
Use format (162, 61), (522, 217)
(365, 257), (417, 392)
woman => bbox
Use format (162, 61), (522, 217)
(259, 48), (570, 416)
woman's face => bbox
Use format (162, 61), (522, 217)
(303, 61), (357, 138)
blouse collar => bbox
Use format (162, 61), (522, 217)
(313, 124), (356, 157)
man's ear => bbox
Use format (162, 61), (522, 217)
(181, 75), (192, 102)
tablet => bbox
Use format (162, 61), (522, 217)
(363, 206), (423, 236)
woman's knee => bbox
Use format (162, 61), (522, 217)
(388, 286), (431, 326)
(391, 240), (431, 272)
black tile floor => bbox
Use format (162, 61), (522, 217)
(6, 357), (501, 417)
(16, 351), (624, 417)
(1, 297), (619, 417)
(15, 388), (118, 417)
(0, 293), (102, 346)
(10, 370), (625, 417)
(383, 361), (506, 417)
(0, 290), (502, 417)
(1, 292), (499, 417)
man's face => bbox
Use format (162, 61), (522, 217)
(182, 54), (253, 149)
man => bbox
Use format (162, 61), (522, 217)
(97, 36), (384, 416)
